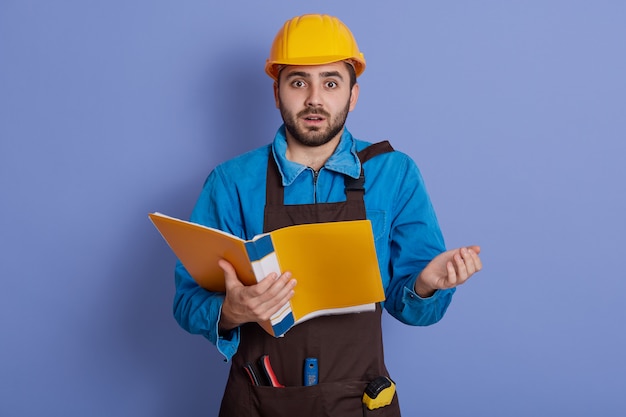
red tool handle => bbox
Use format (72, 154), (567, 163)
(258, 354), (284, 388)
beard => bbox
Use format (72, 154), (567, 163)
(279, 100), (350, 147)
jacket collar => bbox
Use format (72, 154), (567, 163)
(271, 125), (362, 187)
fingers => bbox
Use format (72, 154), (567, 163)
(467, 247), (483, 272)
(256, 272), (296, 307)
(243, 273), (296, 322)
(219, 258), (295, 297)
(461, 247), (482, 275)
(447, 247), (483, 287)
(218, 259), (243, 292)
(259, 275), (297, 318)
(418, 245), (483, 293)
(448, 246), (482, 285)
(445, 260), (458, 287)
(467, 245), (481, 255)
(219, 258), (297, 325)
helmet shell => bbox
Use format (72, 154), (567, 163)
(265, 14), (366, 80)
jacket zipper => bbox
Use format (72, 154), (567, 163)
(312, 169), (320, 203)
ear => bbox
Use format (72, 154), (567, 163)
(348, 83), (360, 112)
(273, 82), (280, 108)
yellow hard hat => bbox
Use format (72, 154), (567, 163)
(265, 14), (366, 80)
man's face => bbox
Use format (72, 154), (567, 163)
(274, 62), (359, 148)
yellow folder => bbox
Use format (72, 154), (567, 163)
(149, 213), (385, 336)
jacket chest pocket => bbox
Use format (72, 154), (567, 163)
(366, 210), (387, 243)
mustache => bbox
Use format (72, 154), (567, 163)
(297, 108), (331, 118)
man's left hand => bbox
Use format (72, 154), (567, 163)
(414, 246), (483, 298)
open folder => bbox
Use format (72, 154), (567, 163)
(149, 213), (386, 337)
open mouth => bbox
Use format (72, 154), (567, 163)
(301, 111), (328, 123)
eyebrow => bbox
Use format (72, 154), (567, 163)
(284, 70), (345, 81)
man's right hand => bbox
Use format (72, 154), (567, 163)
(217, 259), (297, 331)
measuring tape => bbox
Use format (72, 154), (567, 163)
(362, 376), (396, 410)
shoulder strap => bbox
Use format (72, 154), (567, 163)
(357, 140), (394, 164)
(344, 141), (394, 201)
(266, 151), (283, 205)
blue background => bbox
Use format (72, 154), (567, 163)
(1, 1), (625, 416)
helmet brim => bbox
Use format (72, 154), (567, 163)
(265, 56), (366, 80)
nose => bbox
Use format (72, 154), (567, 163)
(305, 84), (322, 108)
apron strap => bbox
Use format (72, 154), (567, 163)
(345, 140), (394, 202)
(358, 140), (394, 163)
(265, 150), (284, 206)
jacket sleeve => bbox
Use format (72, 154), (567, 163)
(381, 154), (456, 326)
(172, 167), (243, 362)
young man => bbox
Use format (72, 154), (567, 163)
(173, 14), (482, 416)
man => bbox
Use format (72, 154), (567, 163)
(173, 14), (482, 416)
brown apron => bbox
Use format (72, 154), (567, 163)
(219, 141), (401, 417)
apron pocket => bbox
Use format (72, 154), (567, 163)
(249, 379), (369, 417)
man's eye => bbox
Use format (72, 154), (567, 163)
(326, 81), (337, 88)
(292, 80), (305, 88)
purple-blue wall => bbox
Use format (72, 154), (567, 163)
(2, 1), (625, 416)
